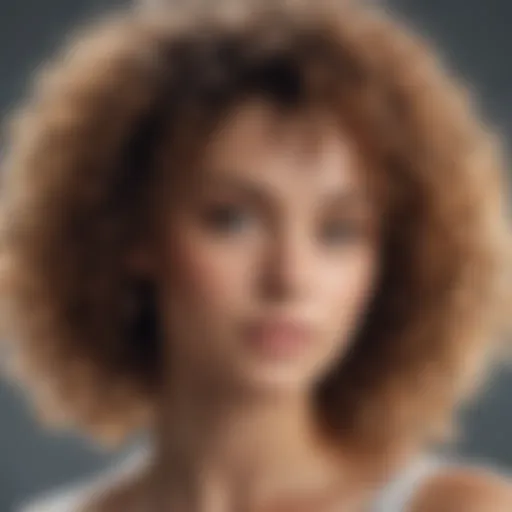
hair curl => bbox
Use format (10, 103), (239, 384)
(0, 1), (510, 457)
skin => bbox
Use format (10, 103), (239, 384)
(156, 103), (381, 395)
(409, 469), (512, 512)
(149, 102), (380, 510)
(63, 101), (512, 511)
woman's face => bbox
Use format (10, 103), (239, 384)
(155, 102), (380, 392)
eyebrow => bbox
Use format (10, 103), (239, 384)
(195, 170), (369, 210)
(195, 172), (270, 203)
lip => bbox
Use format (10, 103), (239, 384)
(243, 317), (313, 359)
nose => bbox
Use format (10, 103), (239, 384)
(260, 227), (314, 302)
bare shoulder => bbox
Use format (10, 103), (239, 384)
(408, 464), (512, 512)
(20, 474), (145, 512)
(20, 485), (92, 512)
(19, 451), (150, 512)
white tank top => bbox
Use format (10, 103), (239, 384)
(19, 451), (443, 512)
(370, 456), (442, 512)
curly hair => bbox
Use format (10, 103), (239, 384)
(0, 0), (510, 458)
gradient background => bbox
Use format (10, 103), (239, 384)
(0, 0), (511, 510)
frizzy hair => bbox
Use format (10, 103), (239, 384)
(0, 1), (510, 457)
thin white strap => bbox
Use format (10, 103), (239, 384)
(371, 457), (443, 512)
(18, 447), (150, 512)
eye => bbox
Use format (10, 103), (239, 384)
(202, 203), (255, 235)
(319, 219), (363, 246)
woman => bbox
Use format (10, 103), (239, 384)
(1, 1), (511, 510)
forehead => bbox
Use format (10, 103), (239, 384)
(198, 100), (368, 194)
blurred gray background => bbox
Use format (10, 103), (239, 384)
(0, 0), (511, 510)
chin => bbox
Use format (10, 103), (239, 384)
(235, 357), (323, 395)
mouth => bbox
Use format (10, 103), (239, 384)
(242, 317), (314, 360)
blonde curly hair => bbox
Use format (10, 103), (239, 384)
(0, 0), (510, 460)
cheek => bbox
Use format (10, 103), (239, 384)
(157, 231), (256, 366)
(162, 233), (253, 317)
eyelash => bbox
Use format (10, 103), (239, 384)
(200, 202), (365, 244)
(319, 219), (364, 245)
(202, 203), (255, 234)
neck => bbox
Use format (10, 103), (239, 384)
(150, 364), (352, 511)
